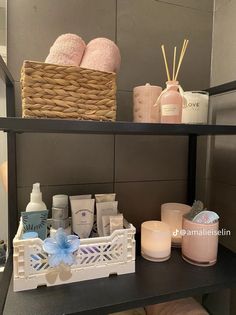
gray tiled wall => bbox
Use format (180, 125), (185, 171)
(209, 1), (236, 314)
(8, 0), (213, 231)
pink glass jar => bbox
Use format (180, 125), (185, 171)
(160, 81), (183, 124)
(182, 216), (219, 267)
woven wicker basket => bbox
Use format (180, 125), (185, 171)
(21, 61), (117, 121)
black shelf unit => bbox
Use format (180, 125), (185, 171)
(1, 54), (236, 314)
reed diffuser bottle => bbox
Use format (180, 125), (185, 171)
(160, 80), (182, 123)
(159, 40), (189, 124)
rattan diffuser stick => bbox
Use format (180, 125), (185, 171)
(161, 45), (171, 81)
(174, 39), (189, 80)
(161, 39), (189, 82)
(172, 46), (177, 81)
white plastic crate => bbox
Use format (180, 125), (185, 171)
(13, 218), (136, 292)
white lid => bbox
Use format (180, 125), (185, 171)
(53, 195), (68, 208)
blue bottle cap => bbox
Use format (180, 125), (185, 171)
(22, 231), (38, 239)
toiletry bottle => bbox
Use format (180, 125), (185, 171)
(160, 81), (183, 123)
(26, 183), (47, 212)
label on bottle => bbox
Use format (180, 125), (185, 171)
(161, 104), (179, 116)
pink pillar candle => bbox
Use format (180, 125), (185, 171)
(133, 83), (162, 123)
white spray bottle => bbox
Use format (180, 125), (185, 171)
(26, 183), (47, 212)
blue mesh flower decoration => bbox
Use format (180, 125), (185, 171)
(43, 228), (80, 267)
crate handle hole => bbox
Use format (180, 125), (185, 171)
(37, 284), (47, 289)
(109, 272), (118, 278)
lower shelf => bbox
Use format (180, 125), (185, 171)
(3, 245), (236, 315)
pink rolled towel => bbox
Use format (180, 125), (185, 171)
(80, 38), (121, 73)
(45, 33), (86, 66)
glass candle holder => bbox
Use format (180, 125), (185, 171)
(141, 221), (171, 262)
(182, 216), (219, 267)
(161, 203), (191, 247)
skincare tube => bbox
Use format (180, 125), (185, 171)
(21, 210), (48, 240)
(110, 214), (124, 234)
(102, 215), (111, 236)
(96, 201), (118, 236)
(70, 198), (95, 238)
(95, 193), (116, 203)
(70, 194), (92, 200)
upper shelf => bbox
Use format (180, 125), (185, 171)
(1, 117), (236, 135)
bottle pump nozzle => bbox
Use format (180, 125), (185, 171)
(30, 182), (42, 203)
(32, 183), (40, 193)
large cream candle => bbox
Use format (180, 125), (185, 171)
(141, 221), (171, 262)
(161, 203), (191, 246)
(133, 83), (162, 123)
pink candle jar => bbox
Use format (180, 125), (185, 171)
(182, 216), (219, 267)
(161, 203), (191, 247)
(133, 83), (162, 123)
(160, 81), (183, 124)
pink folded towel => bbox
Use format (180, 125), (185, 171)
(45, 33), (86, 66)
(80, 37), (121, 73)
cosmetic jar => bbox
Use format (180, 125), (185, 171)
(52, 218), (70, 229)
(52, 207), (68, 220)
(50, 226), (71, 238)
(22, 231), (38, 239)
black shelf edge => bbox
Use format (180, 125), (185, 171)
(3, 245), (236, 315)
(0, 255), (13, 315)
(206, 80), (236, 96)
(1, 117), (236, 135)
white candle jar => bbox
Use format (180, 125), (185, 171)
(141, 221), (171, 262)
(182, 91), (209, 124)
(161, 203), (191, 247)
